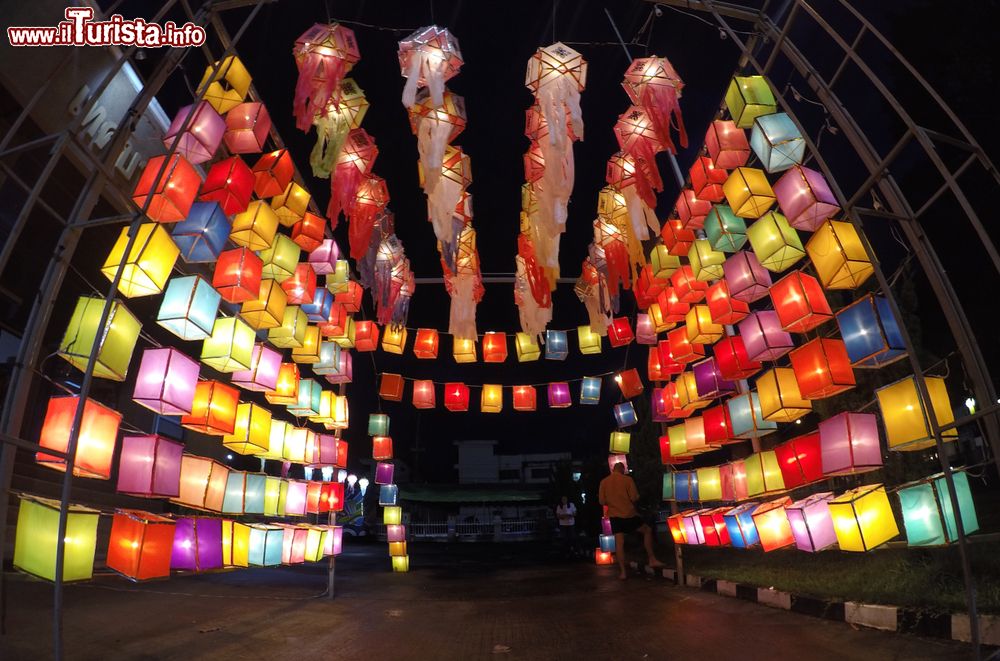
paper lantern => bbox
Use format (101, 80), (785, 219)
(706, 119), (750, 169)
(262, 476), (282, 514)
(615, 369), (644, 399)
(723, 252), (771, 305)
(677, 372), (710, 413)
(309, 239), (341, 275)
(172, 202), (230, 263)
(876, 376), (957, 451)
(661, 218), (695, 258)
(692, 358), (735, 400)
(350, 320), (378, 352)
(239, 279), (286, 331)
(746, 211), (805, 272)
(737, 312), (792, 365)
(784, 493), (837, 552)
(223, 403), (271, 456)
(706, 280), (750, 326)
(222, 520), (252, 567)
(276, 525), (308, 564)
(367, 413), (390, 437)
(515, 332), (541, 362)
(899, 471), (979, 546)
(224, 101), (271, 153)
(13, 495), (99, 582)
(836, 295), (906, 368)
(247, 525), (284, 566)
(213, 247), (262, 304)
(775, 432), (823, 489)
(670, 265), (708, 304)
(713, 335), (762, 382)
(157, 276), (219, 342)
(548, 382), (572, 409)
(648, 346), (664, 382)
(770, 271), (833, 333)
(702, 404), (735, 446)
(818, 412), (882, 476)
(241, 474), (267, 514)
(375, 462), (395, 486)
(650, 245), (681, 280)
(702, 508), (732, 546)
(598, 532), (617, 553)
(408, 379), (435, 409)
(116, 435), (183, 498)
(259, 235), (301, 284)
(181, 381), (239, 435)
(276, 426), (307, 464)
(265, 307), (305, 351)
(132, 347), (199, 415)
(264, 363), (300, 406)
(163, 101), (225, 164)
(105, 510), (175, 581)
(704, 205), (747, 253)
(723, 503), (760, 548)
(222, 472), (248, 514)
(773, 165), (841, 232)
(280, 264), (316, 307)
(37, 396), (121, 480)
(594, 548), (615, 566)
(447, 336), (475, 363)
(132, 154), (201, 222)
(334, 279), (362, 313)
(199, 156), (253, 216)
(382, 504), (404, 526)
(682, 510), (707, 545)
(722, 461), (748, 501)
(688, 240), (726, 282)
(685, 305), (724, 345)
(280, 480), (309, 517)
(483, 332), (508, 362)
(661, 424), (692, 461)
(252, 149), (295, 198)
(381, 525), (405, 545)
(170, 517), (223, 572)
(690, 156), (728, 202)
(727, 391), (778, 439)
(608, 455), (630, 474)
(666, 513), (687, 543)
(444, 383), (470, 412)
(694, 466), (721, 502)
(231, 344), (281, 392)
(58, 295), (141, 382)
(201, 316), (255, 373)
(305, 289), (336, 328)
(271, 182), (311, 227)
(723, 167), (775, 218)
(199, 55), (251, 113)
(506, 385), (535, 412)
(790, 338), (856, 399)
(172, 455), (229, 511)
(667, 326), (705, 365)
(379, 373), (404, 402)
(391, 554), (410, 572)
(228, 202), (278, 253)
(544, 329), (569, 360)
(806, 220), (874, 290)
(614, 403), (638, 428)
(606, 317), (633, 348)
(381, 326), (408, 355)
(675, 189), (711, 230)
(829, 484), (899, 552)
(477, 384), (502, 413)
(757, 368), (811, 422)
(577, 325), (602, 354)
(579, 377), (602, 405)
(291, 325), (322, 364)
(682, 416), (714, 455)
(751, 498), (795, 552)
(413, 328), (439, 359)
(725, 75), (776, 128)
(306, 433), (339, 467)
(369, 435), (393, 462)
(750, 113), (804, 172)
(300, 526), (327, 562)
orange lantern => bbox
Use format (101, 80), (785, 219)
(751, 497), (795, 552)
(670, 265), (708, 304)
(444, 383), (470, 412)
(769, 271), (833, 333)
(379, 373), (404, 401)
(705, 119), (750, 169)
(713, 335), (763, 381)
(199, 156), (254, 216)
(413, 379), (436, 409)
(656, 287), (690, 323)
(252, 149), (295, 198)
(685, 305), (724, 345)
(107, 510), (176, 581)
(264, 363), (300, 406)
(213, 247), (262, 304)
(373, 436), (393, 461)
(131, 154), (201, 222)
(483, 332), (508, 362)
(512, 386), (537, 411)
(675, 189), (711, 230)
(281, 263), (317, 306)
(706, 280), (749, 325)
(648, 347), (663, 382)
(413, 328), (440, 359)
(335, 280), (364, 313)
(789, 338), (856, 399)
(291, 212), (327, 252)
(615, 368), (644, 399)
(667, 326), (705, 364)
(661, 218), (695, 257)
(181, 381), (239, 436)
(172, 454), (229, 512)
(37, 396), (121, 480)
(354, 320), (379, 351)
(608, 317), (634, 348)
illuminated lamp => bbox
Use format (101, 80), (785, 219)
(719, 462), (743, 500)
(201, 316), (255, 373)
(353, 320), (379, 352)
(662, 473), (674, 500)
(666, 513), (687, 544)
(774, 432), (823, 489)
(667, 326), (704, 364)
(682, 416), (712, 455)
(654, 290), (687, 327)
(544, 330), (568, 360)
(750, 497), (795, 552)
(304, 482), (326, 515)
(481, 384), (503, 413)
(770, 271), (833, 333)
(682, 510), (706, 545)
(829, 484), (899, 552)
(819, 412), (882, 476)
(677, 372), (711, 412)
(670, 265), (708, 303)
(702, 403), (735, 446)
(132, 154), (201, 222)
(738, 311), (793, 363)
(309, 239), (341, 275)
(723, 167), (775, 219)
(37, 396), (121, 479)
(661, 217), (695, 257)
(334, 281), (363, 314)
(367, 413), (390, 437)
(221, 521), (251, 567)
(806, 220), (874, 290)
(749, 112), (804, 173)
(327, 313), (355, 347)
(650, 244), (681, 279)
(335, 439), (349, 466)
(132, 347), (199, 415)
(511, 332), (541, 363)
(688, 239), (726, 282)
(675, 189), (711, 230)
(674, 472), (698, 502)
(685, 304), (724, 345)
(240, 279), (287, 331)
(704, 205), (747, 252)
(372, 436), (393, 461)
(746, 211), (805, 274)
(199, 156), (253, 215)
(172, 455), (228, 511)
(660, 423), (692, 462)
(724, 502), (761, 549)
(608, 454), (629, 473)
(614, 404), (637, 429)
(306, 433), (339, 467)
(608, 317), (634, 348)
(259, 234), (301, 283)
(696, 467), (723, 501)
(635, 314), (657, 345)
(172, 201), (230, 263)
(725, 75), (776, 128)
(875, 376), (957, 451)
(452, 336), (477, 363)
(383, 505), (403, 526)
(289, 211), (326, 253)
(262, 477), (282, 515)
(689, 156), (728, 202)
(199, 55), (251, 113)
(324, 483), (345, 513)
(595, 549), (615, 565)
(655, 384), (688, 421)
(445, 383), (470, 412)
(727, 391), (777, 439)
(325, 260), (351, 293)
(713, 335), (762, 381)
(483, 332), (508, 362)
(224, 101), (270, 153)
(379, 373), (404, 401)
(786, 492), (837, 552)
(577, 325), (602, 354)
(615, 369), (644, 399)
(703, 508), (732, 546)
(692, 358), (735, 400)
(101, 222), (179, 298)
(548, 382), (572, 408)
(181, 381), (239, 436)
(789, 338), (856, 399)
(231, 344), (281, 392)
(213, 247), (262, 304)
(281, 264), (317, 306)
(580, 377), (602, 405)
(836, 295), (906, 367)
(392, 555), (410, 572)
(268, 305), (308, 349)
(648, 346), (663, 382)
(264, 363), (300, 406)
(511, 385), (537, 412)
(304, 289), (335, 327)
(223, 403), (271, 455)
(898, 471), (979, 546)
(413, 380), (436, 409)
(412, 328), (440, 359)
(117, 435), (183, 498)
(757, 367), (811, 422)
(252, 149), (295, 198)
(382, 326), (408, 354)
(107, 510), (176, 581)
(287, 378), (321, 418)
(276, 526), (307, 564)
(271, 182), (311, 227)
(291, 325), (322, 364)
(387, 541), (408, 560)
(222, 472), (247, 514)
(13, 495), (98, 582)
(280, 480), (309, 517)
(706, 280), (749, 325)
(705, 119), (750, 169)
(163, 101), (225, 164)
(247, 525), (284, 566)
(723, 251), (771, 304)
(773, 165), (841, 232)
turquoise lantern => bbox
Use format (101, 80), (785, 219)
(368, 413), (389, 437)
(704, 204), (747, 252)
(614, 402), (637, 428)
(545, 330), (568, 360)
(243, 473), (266, 514)
(580, 377), (602, 405)
(171, 201), (231, 263)
(749, 112), (805, 173)
(662, 472), (674, 501)
(157, 275), (221, 341)
(898, 471), (979, 546)
(288, 378), (322, 417)
(248, 524), (284, 566)
(727, 391), (777, 439)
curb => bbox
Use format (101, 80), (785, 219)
(627, 560), (994, 646)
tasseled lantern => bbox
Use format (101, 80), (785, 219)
(713, 335), (763, 381)
(292, 23), (360, 132)
(775, 432), (824, 488)
(224, 101), (271, 154)
(327, 128), (378, 222)
(876, 376), (957, 451)
(725, 75), (776, 128)
(723, 167), (775, 218)
(705, 119), (750, 169)
(172, 202), (230, 263)
(548, 382), (572, 409)
(399, 25), (464, 108)
(622, 56), (686, 152)
(444, 383), (470, 412)
(132, 347), (199, 415)
(252, 149), (295, 199)
(199, 55), (251, 114)
(738, 310), (794, 361)
(749, 113), (804, 173)
(201, 316), (255, 373)
(59, 296), (141, 382)
(769, 271), (833, 333)
(773, 165), (841, 232)
(158, 276), (220, 342)
(414, 328), (440, 359)
(163, 101), (225, 165)
(132, 154), (201, 223)
(836, 294), (906, 367)
(727, 391), (777, 439)
(805, 220), (874, 290)
(413, 379), (436, 409)
(757, 367), (812, 422)
(481, 384), (503, 413)
(199, 156), (253, 216)
(408, 88), (466, 193)
(37, 396), (121, 480)
(790, 338), (856, 399)
(214, 247), (262, 304)
(746, 211), (805, 272)
(181, 381), (239, 436)
(512, 386), (537, 411)
(706, 280), (749, 325)
(312, 78), (368, 179)
(101, 222), (179, 299)
(346, 174), (389, 259)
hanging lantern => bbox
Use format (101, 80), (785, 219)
(685, 304), (724, 344)
(756, 367), (812, 422)
(687, 240), (726, 283)
(746, 211), (805, 272)
(836, 294), (906, 367)
(744, 451), (785, 496)
(615, 369), (644, 399)
(727, 391), (778, 439)
(670, 265), (708, 303)
(702, 508), (732, 546)
(770, 271), (833, 333)
(738, 310), (794, 362)
(775, 432), (823, 489)
(277, 427), (308, 463)
(722, 252), (770, 305)
(750, 498), (795, 552)
(646, 346), (662, 383)
(676, 373), (710, 413)
(373, 462), (395, 486)
(231, 344), (282, 393)
(37, 396), (121, 479)
(649, 245), (681, 281)
(132, 348), (199, 415)
(622, 55), (685, 151)
(252, 149), (295, 198)
(281, 481), (309, 517)
(222, 472), (248, 514)
(379, 373), (405, 402)
(307, 433), (340, 467)
(383, 505), (404, 527)
(789, 338), (856, 399)
(213, 247), (262, 304)
(289, 212), (327, 254)
(199, 156), (254, 216)
(696, 467), (722, 502)
(706, 280), (750, 325)
(705, 119), (750, 169)
(898, 471), (979, 546)
(13, 495), (99, 582)
(172, 455), (229, 511)
(515, 332), (542, 361)
(247, 525), (284, 566)
(876, 376), (957, 451)
(101, 222), (179, 298)
(723, 503), (761, 549)
(353, 320), (379, 352)
(408, 379), (435, 409)
(117, 435), (183, 498)
(224, 101), (271, 153)
(817, 411), (882, 476)
(725, 75), (776, 128)
(171, 517), (224, 572)
(372, 436), (394, 461)
(382, 326), (408, 354)
(656, 287), (689, 323)
(444, 383), (470, 412)
(481, 384), (504, 413)
(223, 520), (253, 566)
(675, 189), (711, 230)
(172, 202), (231, 263)
(773, 165), (841, 232)
(408, 88), (466, 193)
(704, 205), (747, 254)
(310, 239), (341, 275)
(661, 217), (695, 256)
(240, 280), (287, 331)
(723, 167), (775, 219)
(607, 317), (634, 348)
(692, 358), (736, 400)
(201, 316), (255, 373)
(713, 335), (763, 381)
(805, 220), (874, 290)
(577, 325), (602, 354)
(106, 509), (176, 581)
(690, 157), (728, 203)
(413, 328), (440, 359)
(158, 276), (220, 341)
(313, 79), (370, 180)
(829, 484), (899, 552)
(667, 326), (705, 364)
(271, 182), (311, 227)
(666, 513), (687, 543)
(547, 382), (572, 409)
(614, 403), (638, 429)
(58, 296), (141, 382)
(291, 325), (322, 364)
(264, 363), (300, 406)
(702, 403), (735, 446)
(163, 101), (225, 164)
(749, 113), (805, 173)
(580, 376), (602, 405)
(131, 154), (202, 222)
(281, 264), (318, 306)
(511, 385), (537, 412)
(399, 25), (464, 108)
(635, 314), (657, 345)
(292, 23), (360, 131)
(482, 332), (508, 362)
(199, 55), (251, 113)
(784, 493), (837, 552)
(722, 461), (748, 501)
(681, 416), (712, 455)
(181, 381), (239, 436)
(270, 306), (308, 351)
(544, 329), (569, 360)
(223, 403), (271, 456)
(675, 474), (700, 504)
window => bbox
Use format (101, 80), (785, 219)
(529, 467), (551, 479)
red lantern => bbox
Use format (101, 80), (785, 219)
(661, 218), (695, 257)
(689, 156), (727, 202)
(346, 174), (389, 259)
(670, 265), (708, 304)
(615, 368), (644, 399)
(705, 119), (750, 169)
(335, 440), (349, 468)
(107, 510), (176, 581)
(292, 23), (360, 131)
(252, 149), (295, 199)
(444, 383), (470, 411)
(621, 56), (686, 153)
(614, 106), (667, 202)
(413, 328), (440, 359)
(770, 271), (834, 333)
(667, 326), (704, 364)
(199, 156), (254, 215)
(675, 189), (711, 230)
(512, 386), (537, 412)
(656, 287), (690, 323)
(291, 212), (327, 252)
(335, 280), (364, 313)
(483, 332), (508, 363)
(608, 317), (634, 348)
(224, 102), (271, 154)
(789, 338), (856, 399)
(37, 396), (122, 480)
(319, 303), (348, 337)
(413, 379), (436, 409)
(702, 403), (735, 445)
(328, 128), (379, 223)
(281, 263), (317, 305)
(354, 320), (379, 352)
(379, 373), (404, 401)
(775, 432), (823, 489)
(713, 335), (763, 381)
(132, 154), (201, 222)
(658, 434), (692, 465)
(648, 347), (663, 382)
(213, 247), (262, 303)
(373, 436), (393, 461)
(325, 482), (345, 512)
(706, 280), (749, 325)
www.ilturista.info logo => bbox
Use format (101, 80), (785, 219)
(7, 7), (206, 47)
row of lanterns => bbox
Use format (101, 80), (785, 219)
(367, 414), (409, 571)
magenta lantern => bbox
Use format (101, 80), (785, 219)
(375, 462), (395, 485)
(636, 313), (657, 345)
(738, 310), (794, 361)
(692, 358), (736, 400)
(117, 435), (184, 498)
(163, 101), (225, 165)
(723, 251), (772, 303)
(309, 239), (341, 274)
(773, 165), (841, 232)
(386, 524), (406, 543)
(819, 412), (882, 475)
(171, 517), (223, 572)
(132, 348), (199, 415)
(548, 382), (572, 408)
(224, 102), (272, 153)
(231, 344), (282, 392)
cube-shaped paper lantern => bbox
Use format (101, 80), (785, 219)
(282, 264), (318, 306)
(172, 202), (230, 263)
(724, 503), (761, 549)
(171, 517), (223, 572)
(408, 379), (435, 409)
(666, 513), (687, 544)
(252, 149), (294, 198)
(667, 326), (705, 365)
(107, 510), (176, 581)
(650, 245), (681, 280)
(158, 276), (220, 342)
(702, 404), (734, 446)
(723, 251), (772, 303)
(172, 455), (229, 511)
(721, 461), (748, 502)
(688, 239), (726, 282)
(58, 296), (141, 382)
(14, 495), (99, 582)
(271, 182), (310, 227)
(726, 75), (776, 127)
(599, 533), (617, 553)
(702, 508), (732, 546)
(334, 281), (363, 313)
(479, 384), (503, 413)
(696, 466), (722, 502)
(548, 382), (572, 409)
(692, 358), (735, 400)
(264, 363), (300, 406)
(268, 308), (308, 351)
(512, 385), (537, 411)
(280, 480), (309, 517)
(287, 379), (321, 418)
(277, 525), (308, 564)
(222, 472), (247, 514)
(608, 317), (634, 348)
(444, 383), (470, 412)
(544, 329), (568, 360)
(200, 54), (252, 112)
(662, 424), (692, 460)
(770, 271), (833, 333)
(751, 498), (795, 552)
(132, 347), (199, 415)
(744, 450), (785, 496)
(223, 403), (271, 455)
(383, 505), (403, 526)
(199, 156), (253, 215)
(819, 412), (882, 476)
(379, 484), (399, 507)
(836, 295), (906, 368)
(739, 311), (794, 363)
(786, 492), (837, 552)
(899, 471), (979, 546)
(242, 474), (267, 514)
(635, 313), (657, 345)
(291, 212), (326, 252)
(379, 373), (404, 401)
(746, 211), (805, 273)
(413, 328), (439, 359)
(240, 279), (287, 331)
(690, 156), (728, 202)
(683, 510), (708, 545)
(580, 377), (602, 405)
(829, 484), (899, 552)
(674, 471), (699, 502)
(705, 205), (747, 253)
(392, 555), (410, 572)
(132, 154), (202, 222)
(577, 325), (602, 354)
(806, 220), (874, 290)
(367, 413), (389, 437)
(247, 525), (284, 566)
(163, 101), (225, 163)
(670, 266), (708, 304)
(724, 167), (775, 218)
(451, 336), (477, 363)
(685, 305), (724, 345)
(676, 189), (712, 231)
(37, 396), (121, 480)
(213, 247), (262, 304)
(648, 346), (664, 382)
(259, 234), (301, 283)
(790, 338), (856, 399)
(750, 113), (804, 173)
(311, 341), (341, 376)
(386, 525), (406, 545)
(706, 119), (750, 169)
(727, 391), (778, 439)
(117, 435), (183, 498)
(382, 326), (408, 355)
(353, 320), (379, 352)
(615, 369), (644, 399)
(483, 332), (508, 362)
(224, 101), (271, 153)
(181, 381), (239, 435)
(775, 432), (823, 489)
(614, 400), (637, 428)
(231, 344), (282, 392)
(201, 316), (255, 373)
(221, 520), (252, 567)
(876, 376), (957, 451)
(757, 368), (811, 422)
(230, 200), (279, 252)
(309, 239), (341, 275)
(291, 325), (322, 364)
(375, 462), (395, 486)
(773, 165), (841, 232)
(262, 476), (282, 514)
(515, 332), (541, 361)
(706, 280), (750, 325)
(713, 335), (763, 381)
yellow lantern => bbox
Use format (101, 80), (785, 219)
(515, 332), (541, 362)
(481, 384), (503, 413)
(696, 466), (722, 501)
(392, 554), (410, 572)
(650, 244), (681, 279)
(223, 403), (272, 455)
(383, 505), (402, 525)
(268, 305), (308, 348)
(757, 367), (812, 422)
(58, 296), (141, 381)
(388, 540), (407, 557)
(688, 239), (725, 282)
(270, 182), (311, 227)
(382, 326), (408, 354)
(222, 520), (251, 567)
(263, 476), (282, 516)
(291, 325), (322, 363)
(325, 260), (351, 294)
(258, 419), (288, 460)
(875, 376), (957, 451)
(259, 234), (302, 282)
(282, 426), (309, 463)
(201, 316), (256, 373)
(302, 526), (327, 562)
(805, 220), (874, 290)
(241, 279), (287, 330)
(609, 431), (631, 454)
(829, 484), (899, 552)
(199, 56), (252, 114)
(725, 75), (776, 128)
(101, 223), (180, 298)
(453, 337), (477, 363)
(746, 211), (805, 272)
(13, 495), (99, 582)
(230, 200), (279, 251)
(577, 325), (602, 354)
(647, 303), (674, 333)
(330, 316), (356, 349)
(685, 305), (723, 345)
(264, 363), (300, 406)
(723, 167), (775, 218)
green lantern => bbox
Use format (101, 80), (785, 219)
(368, 413), (389, 437)
(259, 233), (301, 282)
(725, 75), (777, 128)
(898, 471), (979, 546)
(58, 296), (141, 381)
(609, 431), (631, 454)
(746, 211), (805, 272)
(704, 204), (747, 252)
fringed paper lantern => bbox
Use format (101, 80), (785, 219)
(661, 217), (695, 256)
(806, 220), (874, 290)
(14, 495), (99, 582)
(199, 55), (251, 113)
(790, 338), (856, 399)
(667, 326), (705, 364)
(614, 403), (637, 428)
(688, 240), (726, 282)
(746, 211), (805, 272)
(399, 25), (464, 108)
(101, 222), (179, 298)
(172, 202), (230, 263)
(876, 376), (957, 451)
(132, 154), (201, 222)
(37, 396), (121, 479)
(409, 88), (466, 193)
(713, 335), (763, 381)
(158, 276), (220, 341)
(481, 384), (503, 413)
(706, 119), (750, 169)
(725, 75), (776, 128)
(548, 382), (572, 409)
(757, 367), (811, 422)
(224, 101), (271, 153)
(751, 498), (795, 552)
(132, 348), (199, 415)
(264, 363), (300, 406)
(622, 56), (685, 151)
(444, 383), (470, 412)
(240, 280), (287, 331)
(231, 344), (282, 392)
(577, 325), (602, 354)
(271, 182), (311, 227)
(223, 403), (271, 455)
(898, 471), (978, 546)
(172, 455), (228, 511)
(727, 391), (777, 439)
(58, 296), (141, 382)
(690, 157), (727, 203)
(580, 377), (602, 405)
(117, 435), (183, 498)
(313, 79), (369, 180)
(750, 113), (804, 173)
(292, 23), (360, 132)
(199, 156), (254, 215)
(704, 205), (747, 253)
(201, 316), (255, 373)
(213, 247), (262, 304)
(829, 484), (899, 552)
(181, 381), (239, 436)
(107, 510), (176, 581)
(724, 503), (761, 549)
(723, 167), (775, 218)
(413, 380), (436, 409)
(706, 280), (750, 325)
(615, 369), (644, 399)
(163, 101), (225, 164)
(483, 332), (508, 362)
(775, 432), (823, 488)
(380, 373), (405, 402)
(512, 385), (537, 412)
(773, 165), (841, 232)
(738, 310), (794, 362)
(252, 149), (295, 199)
(836, 295), (906, 367)
(413, 328), (440, 359)
(675, 189), (711, 230)
(770, 271), (833, 333)
(382, 326), (408, 355)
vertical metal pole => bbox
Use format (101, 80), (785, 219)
(327, 510), (336, 600)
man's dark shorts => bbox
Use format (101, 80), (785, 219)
(610, 516), (643, 534)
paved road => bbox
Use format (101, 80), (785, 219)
(2, 541), (973, 660)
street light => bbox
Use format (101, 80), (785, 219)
(966, 397), (976, 414)
(321, 466), (334, 481)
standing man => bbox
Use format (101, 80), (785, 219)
(556, 495), (577, 558)
(598, 462), (664, 579)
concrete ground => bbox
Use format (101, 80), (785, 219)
(1, 541), (974, 660)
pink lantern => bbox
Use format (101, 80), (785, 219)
(705, 119), (750, 169)
(284, 480), (308, 516)
(231, 344), (282, 392)
(163, 101), (225, 164)
(306, 433), (339, 467)
(280, 525), (309, 564)
(132, 348), (199, 415)
(723, 251), (771, 303)
(676, 189), (711, 230)
(608, 454), (628, 473)
(819, 412), (882, 475)
(375, 462), (395, 485)
(386, 524), (406, 543)
(635, 313), (657, 345)
(117, 435), (184, 498)
(548, 382), (571, 409)
(292, 23), (361, 131)
(224, 102), (272, 153)
(773, 165), (841, 231)
(738, 311), (794, 361)
(309, 239), (341, 274)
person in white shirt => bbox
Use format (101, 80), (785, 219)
(556, 495), (577, 558)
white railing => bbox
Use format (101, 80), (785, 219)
(372, 519), (549, 540)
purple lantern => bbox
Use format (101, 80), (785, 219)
(309, 239), (341, 274)
(330, 525), (344, 556)
(375, 462), (395, 485)
(723, 251), (772, 303)
(635, 314), (657, 345)
(163, 101), (225, 165)
(692, 358), (736, 400)
(132, 347), (200, 415)
(117, 435), (184, 498)
(601, 517), (613, 536)
(171, 517), (223, 571)
(786, 492), (837, 552)
(548, 382), (572, 408)
(819, 412), (882, 475)
(386, 524), (406, 543)
(231, 343), (282, 392)
(738, 311), (794, 361)
(773, 165), (841, 232)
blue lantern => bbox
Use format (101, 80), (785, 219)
(674, 471), (699, 502)
(836, 294), (906, 367)
(379, 484), (399, 506)
(614, 402), (637, 428)
(301, 287), (333, 323)
(580, 376), (602, 405)
(727, 391), (777, 439)
(171, 201), (231, 263)
(248, 524), (284, 566)
(368, 413), (389, 437)
(724, 502), (761, 549)
(545, 329), (568, 360)
(749, 112), (805, 173)
(157, 275), (221, 341)
(599, 534), (616, 553)
(312, 342), (341, 375)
